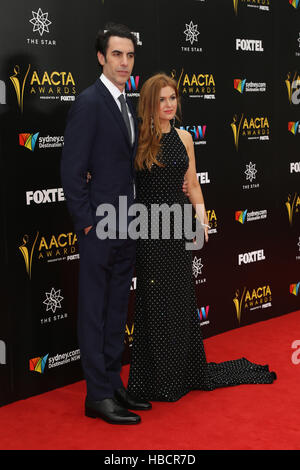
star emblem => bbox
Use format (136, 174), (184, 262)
(30, 8), (52, 36)
(244, 162), (257, 182)
(192, 256), (203, 278)
(43, 288), (63, 314)
(184, 21), (200, 45)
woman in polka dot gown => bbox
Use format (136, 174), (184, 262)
(127, 74), (276, 402)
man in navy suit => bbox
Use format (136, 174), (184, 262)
(61, 24), (151, 424)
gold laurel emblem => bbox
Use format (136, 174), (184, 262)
(233, 287), (246, 323)
(19, 232), (39, 279)
(9, 64), (31, 113)
(125, 324), (134, 344)
(231, 114), (243, 151)
(233, 0), (239, 15)
(170, 68), (184, 91)
(285, 73), (293, 104)
(286, 193), (299, 226)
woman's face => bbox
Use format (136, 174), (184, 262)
(158, 86), (177, 122)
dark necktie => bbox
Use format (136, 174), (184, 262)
(118, 94), (132, 143)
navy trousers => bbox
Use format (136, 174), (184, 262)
(77, 225), (136, 401)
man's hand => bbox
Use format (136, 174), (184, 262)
(84, 225), (93, 235)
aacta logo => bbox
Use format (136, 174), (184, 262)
(233, 0), (270, 15)
(19, 232), (78, 278)
(182, 73), (215, 94)
(171, 69), (215, 97)
(30, 70), (76, 95)
(233, 285), (272, 323)
(29, 354), (49, 373)
(231, 114), (269, 150)
(206, 209), (217, 233)
(38, 233), (78, 259)
(10, 65), (76, 111)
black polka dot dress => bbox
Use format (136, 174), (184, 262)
(127, 127), (276, 402)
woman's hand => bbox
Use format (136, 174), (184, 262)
(182, 178), (189, 196)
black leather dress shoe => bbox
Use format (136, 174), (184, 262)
(85, 397), (141, 424)
(114, 387), (152, 410)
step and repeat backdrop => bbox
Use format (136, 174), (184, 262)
(0, 0), (299, 406)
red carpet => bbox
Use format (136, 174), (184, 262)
(0, 310), (299, 450)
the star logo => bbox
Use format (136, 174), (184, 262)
(244, 162), (257, 182)
(43, 288), (63, 313)
(183, 21), (200, 45)
(29, 8), (52, 36)
(192, 256), (203, 278)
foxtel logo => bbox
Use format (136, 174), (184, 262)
(290, 162), (300, 173)
(236, 39), (264, 52)
(26, 188), (65, 205)
(238, 249), (266, 265)
(197, 172), (210, 184)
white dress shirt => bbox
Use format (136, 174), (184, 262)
(100, 73), (135, 145)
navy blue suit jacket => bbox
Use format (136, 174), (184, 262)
(61, 79), (138, 232)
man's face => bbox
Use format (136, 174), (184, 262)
(97, 36), (135, 91)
